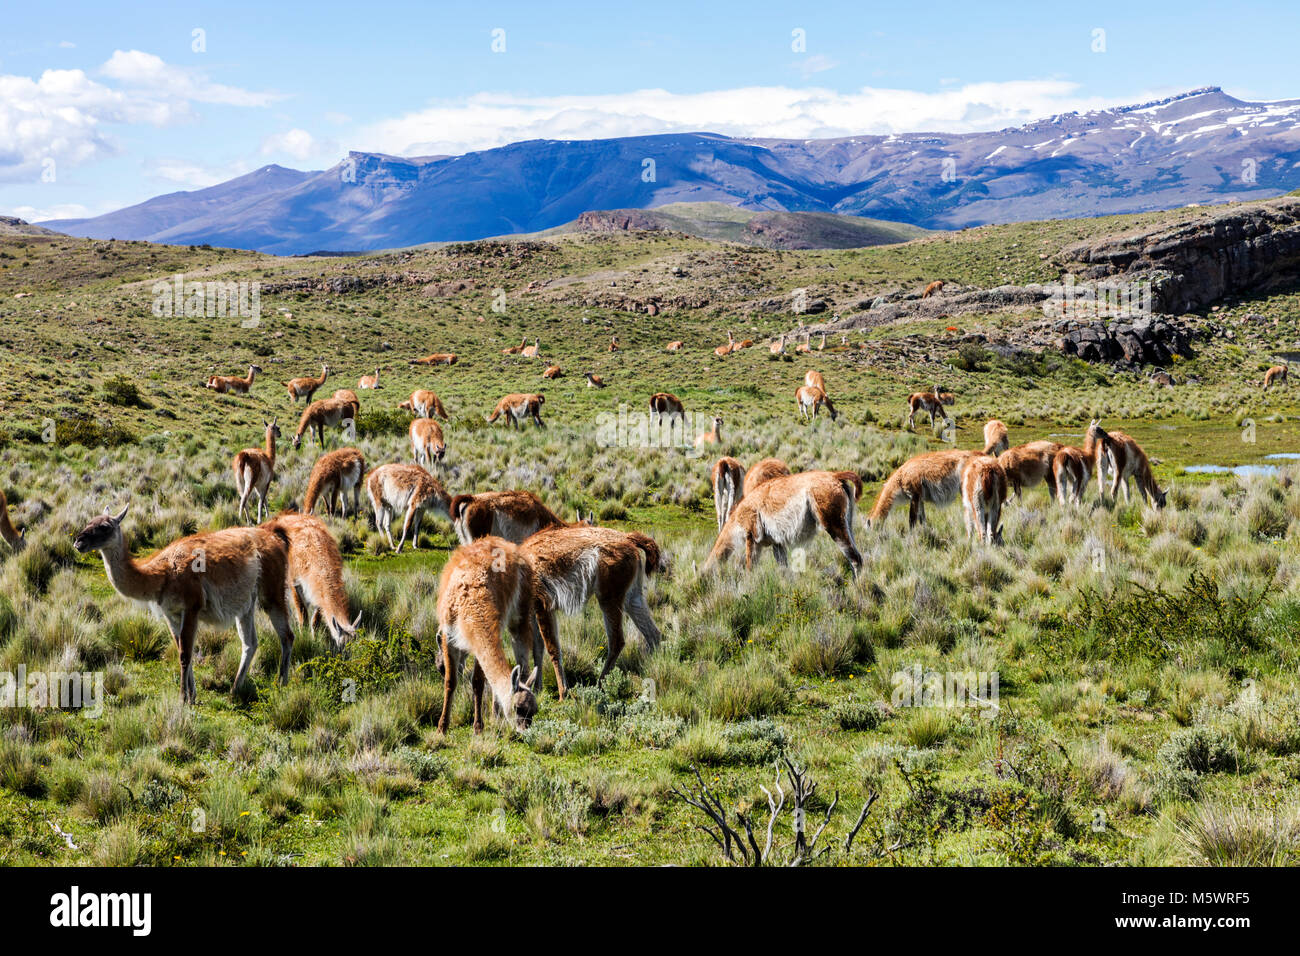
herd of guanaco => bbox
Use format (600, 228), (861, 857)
(55, 319), (1283, 733)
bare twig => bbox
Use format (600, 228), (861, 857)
(843, 793), (880, 854)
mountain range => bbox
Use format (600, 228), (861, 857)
(43, 87), (1300, 255)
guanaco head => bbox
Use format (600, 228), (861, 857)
(508, 664), (540, 729)
(266, 419), (281, 441)
(1153, 487), (1168, 509)
(328, 610), (364, 651)
(73, 504), (129, 553)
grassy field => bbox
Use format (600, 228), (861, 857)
(2, 202), (1300, 866)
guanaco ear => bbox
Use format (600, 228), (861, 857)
(109, 504), (129, 524)
(350, 610), (363, 630)
(522, 666), (539, 690)
(510, 664), (522, 692)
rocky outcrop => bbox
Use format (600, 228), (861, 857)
(1062, 197), (1300, 313)
(1052, 316), (1197, 365)
(573, 210), (672, 234)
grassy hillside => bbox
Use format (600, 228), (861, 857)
(2, 200), (1300, 866)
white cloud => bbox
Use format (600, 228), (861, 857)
(261, 128), (319, 161)
(0, 51), (276, 184)
(144, 157), (251, 188)
(101, 50), (279, 108)
(360, 81), (1165, 157)
(792, 55), (838, 79)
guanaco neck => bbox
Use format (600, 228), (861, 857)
(264, 428), (277, 465)
(97, 530), (161, 604)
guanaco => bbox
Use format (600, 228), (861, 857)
(666, 340), (684, 352)
(521, 339), (541, 358)
(714, 331), (736, 357)
(706, 470), (863, 575)
(770, 334), (787, 355)
(332, 388), (360, 409)
(795, 333), (811, 354)
(206, 365), (261, 394)
(487, 393), (545, 428)
(1263, 364), (1288, 392)
(921, 280), (945, 298)
(997, 440), (1063, 500)
(983, 419), (1010, 456)
(608, 336), (620, 352)
(450, 490), (567, 545)
(743, 457), (791, 497)
(1100, 429), (1167, 508)
(358, 367), (380, 389)
(366, 463), (451, 552)
(398, 389), (448, 420)
(410, 353), (457, 366)
(804, 370), (825, 391)
(711, 456), (745, 530)
(649, 392), (685, 426)
(292, 396), (356, 449)
(302, 447), (366, 518)
(435, 536), (541, 734)
(286, 364), (329, 403)
(410, 417), (447, 467)
(233, 420), (280, 524)
(73, 505), (295, 703)
(962, 455), (1007, 545)
(542, 365), (563, 379)
(1051, 420), (1113, 506)
(695, 415), (724, 447)
(868, 448), (979, 529)
(261, 512), (361, 650)
(522, 524), (667, 684)
(796, 384), (837, 421)
(502, 338), (527, 356)
(584, 372), (607, 388)
(907, 385), (951, 431)
(0, 489), (25, 552)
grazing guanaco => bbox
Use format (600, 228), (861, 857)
(1051, 421), (1113, 506)
(366, 463), (451, 552)
(521, 338), (541, 358)
(410, 353), (457, 366)
(262, 512), (361, 650)
(608, 336), (620, 352)
(1100, 429), (1167, 508)
(502, 338), (527, 356)
(743, 457), (791, 497)
(73, 505), (295, 703)
(868, 449), (979, 529)
(714, 331), (736, 357)
(706, 470), (863, 575)
(695, 415), (724, 447)
(487, 393), (545, 428)
(907, 385), (951, 431)
(435, 536), (541, 734)
(804, 370), (825, 391)
(286, 365), (329, 404)
(0, 489), (25, 552)
(292, 396), (356, 450)
(398, 388), (448, 420)
(796, 384), (837, 421)
(997, 440), (1063, 500)
(1263, 364), (1288, 392)
(542, 365), (563, 379)
(962, 455), (1007, 545)
(522, 524), (667, 684)
(358, 367), (380, 389)
(450, 490), (567, 545)
(584, 372), (607, 388)
(666, 340), (684, 352)
(233, 420), (280, 524)
(302, 447), (366, 518)
(649, 392), (685, 426)
(711, 456), (745, 530)
(332, 388), (360, 409)
(410, 417), (447, 467)
(983, 419), (1010, 456)
(921, 280), (945, 298)
(206, 365), (261, 395)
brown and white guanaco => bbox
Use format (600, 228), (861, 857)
(487, 393), (545, 428)
(206, 365), (261, 394)
(286, 364), (329, 404)
(232, 420), (280, 524)
(302, 447), (366, 518)
(366, 463), (451, 552)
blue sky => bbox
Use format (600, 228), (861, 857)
(3, 0), (1298, 220)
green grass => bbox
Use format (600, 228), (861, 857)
(3, 201), (1300, 866)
